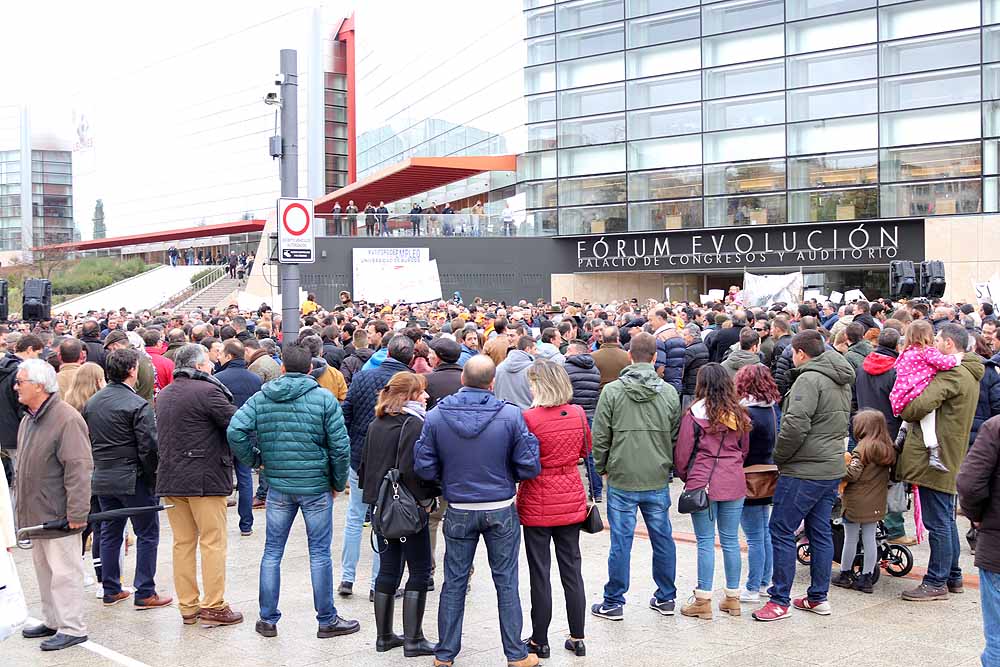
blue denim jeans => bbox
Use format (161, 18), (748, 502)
(436, 503), (525, 663)
(584, 454), (603, 499)
(918, 486), (962, 588)
(233, 457), (253, 533)
(740, 504), (773, 593)
(691, 498), (744, 591)
(340, 467), (379, 588)
(603, 485), (677, 606)
(768, 476), (839, 608)
(981, 568), (1000, 667)
(259, 489), (336, 625)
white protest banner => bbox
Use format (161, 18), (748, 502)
(803, 289), (821, 302)
(974, 282), (993, 304)
(844, 289), (867, 303)
(742, 271), (803, 308)
(708, 289), (725, 301)
(700, 294), (711, 305)
(830, 291), (844, 304)
(352, 248), (442, 304)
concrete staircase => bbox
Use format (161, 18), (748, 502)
(177, 277), (242, 311)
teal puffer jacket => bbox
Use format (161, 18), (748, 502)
(227, 373), (350, 494)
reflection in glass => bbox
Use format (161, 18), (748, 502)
(558, 203), (628, 234)
(627, 103), (701, 140)
(788, 187), (878, 223)
(559, 143), (626, 176)
(559, 83), (625, 118)
(560, 173), (627, 205)
(627, 135), (702, 170)
(557, 23), (624, 60)
(880, 142), (981, 183)
(703, 59), (784, 99)
(627, 39), (701, 78)
(556, 0), (624, 31)
(557, 52), (625, 90)
(986, 139), (1000, 174)
(788, 151), (878, 189)
(525, 64), (556, 94)
(630, 199), (703, 230)
(880, 179), (982, 217)
(703, 92), (784, 132)
(558, 113), (626, 147)
(879, 68), (980, 112)
(879, 104), (980, 147)
(787, 115), (877, 155)
(704, 159), (785, 195)
(704, 193), (787, 227)
(517, 151), (557, 180)
(702, 0), (783, 36)
(786, 0), (874, 21)
(626, 8), (700, 48)
(879, 29), (979, 77)
(628, 166), (703, 200)
(527, 36), (556, 65)
(704, 126), (785, 163)
(785, 10), (877, 56)
(626, 0), (698, 19)
(878, 0), (979, 42)
(786, 81), (877, 122)
(522, 179), (558, 208)
(787, 46), (877, 89)
(627, 71), (701, 109)
(527, 93), (557, 122)
(524, 209), (560, 236)
(526, 6), (555, 37)
(702, 24), (783, 68)
(527, 123), (557, 151)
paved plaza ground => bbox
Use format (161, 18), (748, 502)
(6, 482), (986, 667)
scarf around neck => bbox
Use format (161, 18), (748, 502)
(401, 400), (426, 421)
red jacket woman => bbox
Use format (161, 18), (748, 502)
(517, 403), (590, 527)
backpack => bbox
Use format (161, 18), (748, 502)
(370, 417), (427, 550)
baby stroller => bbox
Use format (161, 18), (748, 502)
(796, 518), (913, 583)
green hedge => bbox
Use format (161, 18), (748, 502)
(190, 268), (218, 284)
(51, 257), (153, 295)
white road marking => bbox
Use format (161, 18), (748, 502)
(26, 617), (153, 667)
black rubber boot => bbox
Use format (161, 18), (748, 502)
(402, 590), (436, 657)
(374, 591), (404, 652)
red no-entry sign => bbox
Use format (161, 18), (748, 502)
(277, 197), (315, 264)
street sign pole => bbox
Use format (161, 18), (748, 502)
(278, 49), (300, 350)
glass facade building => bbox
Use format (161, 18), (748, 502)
(520, 0), (1000, 236)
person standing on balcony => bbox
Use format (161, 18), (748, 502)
(331, 201), (342, 236)
(345, 200), (359, 237)
(471, 200), (485, 237)
(441, 202), (455, 236)
(377, 201), (390, 237)
(410, 203), (422, 236)
(364, 203), (377, 237)
(502, 204), (515, 237)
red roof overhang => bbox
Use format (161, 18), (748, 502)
(314, 155), (517, 214)
(35, 219), (268, 252)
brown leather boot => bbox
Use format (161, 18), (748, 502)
(720, 589), (741, 617)
(508, 654), (539, 667)
(680, 590), (713, 620)
(433, 661), (452, 667)
(200, 605), (244, 627)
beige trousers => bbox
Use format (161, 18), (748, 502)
(164, 496), (228, 615)
(32, 533), (87, 637)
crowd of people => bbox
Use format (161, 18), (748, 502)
(0, 289), (997, 666)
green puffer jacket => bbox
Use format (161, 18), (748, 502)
(899, 353), (985, 494)
(774, 351), (855, 481)
(227, 373), (351, 494)
(592, 363), (680, 492)
(843, 340), (873, 374)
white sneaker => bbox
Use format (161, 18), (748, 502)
(95, 587), (103, 599)
(740, 590), (760, 603)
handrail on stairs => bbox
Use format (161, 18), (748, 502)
(155, 265), (228, 310)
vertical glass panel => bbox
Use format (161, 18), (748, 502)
(626, 8), (700, 48)
(630, 199), (704, 230)
(788, 151), (878, 189)
(985, 63), (1000, 100)
(704, 159), (786, 195)
(558, 113), (626, 147)
(703, 59), (784, 99)
(627, 71), (701, 109)
(628, 103), (702, 139)
(879, 30), (980, 76)
(627, 135), (702, 169)
(559, 173), (627, 205)
(880, 68), (981, 112)
(985, 101), (1000, 136)
(524, 209), (559, 236)
(703, 24), (784, 68)
(786, 10), (877, 56)
(627, 39), (701, 78)
(787, 81), (877, 122)
(879, 0), (979, 41)
(527, 36), (556, 65)
(880, 179), (982, 217)
(986, 177), (999, 213)
(880, 142), (982, 182)
(525, 64), (556, 94)
(786, 0), (874, 21)
(559, 82), (625, 117)
(522, 179), (558, 208)
(787, 115), (878, 155)
(880, 104), (981, 147)
(788, 187), (879, 222)
(704, 193), (787, 226)
(558, 204), (628, 234)
(703, 92), (785, 131)
(626, 0), (698, 19)
(703, 126), (785, 162)
(557, 52), (624, 89)
(987, 25), (1000, 63)
(702, 0), (783, 36)
(526, 6), (555, 36)
(517, 151), (557, 180)
(629, 166), (703, 200)
(527, 93), (557, 122)
(986, 138), (1000, 174)
(985, 0), (1000, 25)
(557, 23), (624, 60)
(525, 0), (554, 9)
(527, 122), (557, 151)
(787, 45), (877, 88)
(558, 143), (626, 176)
(556, 0), (624, 30)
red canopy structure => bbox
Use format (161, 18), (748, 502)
(314, 155), (517, 213)
(35, 219), (267, 252)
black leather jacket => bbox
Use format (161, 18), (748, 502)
(82, 382), (159, 495)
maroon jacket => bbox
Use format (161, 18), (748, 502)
(516, 404), (590, 527)
(674, 400), (750, 502)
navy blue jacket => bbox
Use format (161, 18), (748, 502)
(744, 402), (781, 506)
(343, 357), (412, 471)
(682, 340), (709, 397)
(564, 353), (601, 420)
(215, 359), (263, 409)
(655, 336), (685, 395)
(972, 353), (1000, 447)
(413, 387), (540, 503)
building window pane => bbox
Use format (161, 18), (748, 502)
(704, 159), (786, 195)
(878, 0), (979, 42)
(527, 123), (557, 151)
(988, 0), (1000, 25)
(630, 199), (703, 230)
(527, 93), (557, 122)
(788, 150), (877, 189)
(558, 113), (626, 147)
(880, 30), (979, 77)
(702, 0), (783, 36)
(556, 0), (624, 31)
(627, 39), (701, 78)
(705, 193), (787, 226)
(703, 59), (784, 99)
(880, 142), (981, 183)
(787, 81), (877, 122)
(704, 92), (784, 132)
(626, 0), (697, 19)
(527, 36), (556, 65)
(988, 25), (1000, 63)
(986, 139), (1000, 174)
(559, 83), (625, 117)
(524, 209), (560, 236)
(526, 6), (555, 36)
(557, 23), (624, 59)
(789, 187), (879, 223)
(517, 150), (557, 180)
(627, 103), (701, 139)
(627, 71), (701, 109)
(986, 177), (1000, 213)
(704, 126), (785, 162)
(703, 24), (783, 67)
(626, 8), (699, 48)
(522, 180), (558, 208)
(558, 52), (624, 89)
(786, 0), (874, 21)
(879, 104), (980, 147)
(787, 45), (877, 88)
(628, 166), (703, 200)
(559, 173), (627, 205)
(786, 10), (876, 56)
(985, 63), (1000, 100)
(525, 64), (556, 94)
(880, 179), (982, 217)
(559, 143), (626, 176)
(558, 204), (628, 234)
(880, 67), (980, 112)
(627, 135), (702, 169)
(788, 115), (878, 155)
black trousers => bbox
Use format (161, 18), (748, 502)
(375, 522), (432, 594)
(523, 523), (586, 644)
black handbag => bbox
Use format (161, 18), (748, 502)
(370, 417), (427, 551)
(578, 409), (604, 534)
(677, 422), (723, 515)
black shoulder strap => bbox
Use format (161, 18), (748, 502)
(393, 416), (413, 469)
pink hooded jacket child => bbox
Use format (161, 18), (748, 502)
(889, 345), (959, 417)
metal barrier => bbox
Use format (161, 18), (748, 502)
(156, 265), (228, 310)
(315, 213), (557, 238)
